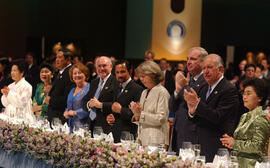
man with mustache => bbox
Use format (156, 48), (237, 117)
(105, 60), (144, 142)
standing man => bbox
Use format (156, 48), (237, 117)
(159, 58), (175, 95)
(169, 47), (208, 153)
(47, 48), (75, 123)
(144, 50), (155, 61)
(184, 54), (240, 162)
(105, 60), (144, 142)
(82, 56), (118, 135)
(24, 52), (40, 97)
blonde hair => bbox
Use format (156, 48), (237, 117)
(136, 61), (164, 84)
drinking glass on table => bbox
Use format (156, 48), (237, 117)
(93, 126), (103, 139)
(217, 148), (230, 166)
(180, 142), (194, 161)
(182, 142), (192, 149)
(193, 144), (201, 157)
(120, 131), (134, 143)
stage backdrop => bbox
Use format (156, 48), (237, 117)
(152, 0), (202, 61)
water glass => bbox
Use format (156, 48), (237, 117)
(230, 150), (238, 163)
(182, 142), (192, 149)
(193, 144), (201, 157)
(195, 155), (206, 165)
(120, 131), (134, 143)
(93, 126), (103, 138)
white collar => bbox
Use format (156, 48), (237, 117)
(193, 71), (203, 81)
(59, 64), (71, 74)
(209, 75), (224, 92)
(121, 77), (132, 89)
(99, 73), (111, 88)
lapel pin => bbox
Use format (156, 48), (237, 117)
(214, 91), (218, 94)
(197, 84), (200, 87)
(105, 87), (108, 89)
(125, 90), (128, 93)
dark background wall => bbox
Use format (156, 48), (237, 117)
(1, 0), (270, 65)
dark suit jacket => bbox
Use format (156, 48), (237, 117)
(25, 64), (40, 97)
(108, 80), (143, 143)
(82, 74), (118, 134)
(194, 77), (240, 162)
(47, 66), (75, 123)
(164, 70), (175, 95)
(169, 74), (207, 153)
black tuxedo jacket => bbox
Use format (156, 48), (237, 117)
(47, 66), (75, 123)
(82, 74), (118, 134)
(194, 77), (240, 162)
(25, 64), (40, 97)
(169, 74), (207, 153)
(164, 70), (175, 95)
(109, 80), (144, 142)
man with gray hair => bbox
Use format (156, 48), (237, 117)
(183, 54), (240, 162)
(82, 56), (118, 135)
(169, 47), (208, 153)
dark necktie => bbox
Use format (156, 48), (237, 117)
(117, 84), (123, 98)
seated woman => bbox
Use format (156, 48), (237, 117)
(63, 63), (90, 133)
(1, 61), (35, 122)
(32, 63), (53, 117)
(130, 61), (170, 147)
(220, 78), (270, 168)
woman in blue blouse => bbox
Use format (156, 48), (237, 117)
(64, 63), (90, 133)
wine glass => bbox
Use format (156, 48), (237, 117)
(93, 126), (103, 138)
(217, 148), (230, 166)
(193, 144), (201, 157)
(120, 131), (134, 143)
(52, 117), (62, 128)
(182, 142), (192, 149)
(195, 155), (206, 165)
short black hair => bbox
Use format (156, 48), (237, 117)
(256, 64), (264, 71)
(244, 64), (256, 72)
(39, 62), (54, 74)
(11, 60), (26, 76)
(58, 48), (73, 60)
(115, 60), (131, 71)
(242, 78), (267, 106)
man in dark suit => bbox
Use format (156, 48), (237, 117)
(169, 47), (208, 153)
(82, 56), (118, 135)
(24, 52), (40, 97)
(184, 54), (240, 162)
(159, 58), (175, 95)
(105, 60), (144, 142)
(47, 48), (75, 123)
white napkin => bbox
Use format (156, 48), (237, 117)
(105, 132), (114, 142)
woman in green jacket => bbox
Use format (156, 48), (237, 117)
(220, 78), (270, 168)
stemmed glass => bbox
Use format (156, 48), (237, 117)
(179, 142), (194, 161)
(217, 148), (230, 166)
(193, 144), (201, 157)
(93, 126), (103, 139)
(52, 117), (62, 131)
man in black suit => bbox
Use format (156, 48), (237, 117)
(184, 54), (240, 162)
(105, 60), (144, 142)
(47, 48), (75, 123)
(82, 56), (118, 135)
(159, 58), (175, 95)
(169, 47), (208, 153)
(24, 52), (40, 97)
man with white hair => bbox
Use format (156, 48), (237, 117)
(82, 56), (118, 135)
(184, 54), (240, 162)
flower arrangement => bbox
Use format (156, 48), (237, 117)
(0, 119), (206, 168)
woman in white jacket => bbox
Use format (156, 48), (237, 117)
(1, 61), (35, 122)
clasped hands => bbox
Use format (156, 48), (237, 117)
(88, 97), (102, 109)
(220, 134), (234, 149)
(106, 102), (122, 126)
(129, 101), (142, 121)
(63, 110), (77, 119)
(1, 87), (10, 96)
